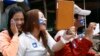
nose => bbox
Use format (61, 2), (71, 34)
(42, 17), (47, 21)
(16, 20), (24, 25)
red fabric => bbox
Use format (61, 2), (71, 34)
(55, 37), (95, 56)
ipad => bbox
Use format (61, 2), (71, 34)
(56, 1), (74, 30)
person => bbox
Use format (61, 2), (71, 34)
(54, 4), (100, 56)
(0, 6), (25, 56)
(74, 4), (91, 32)
(17, 9), (73, 56)
(54, 24), (99, 56)
(88, 22), (100, 52)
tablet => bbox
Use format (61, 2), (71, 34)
(56, 1), (74, 30)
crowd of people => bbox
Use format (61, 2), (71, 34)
(0, 1), (100, 56)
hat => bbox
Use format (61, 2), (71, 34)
(74, 4), (91, 16)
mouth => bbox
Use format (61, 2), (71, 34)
(93, 27), (96, 30)
(17, 25), (22, 29)
(42, 23), (47, 27)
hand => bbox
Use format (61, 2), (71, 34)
(68, 26), (76, 36)
(10, 19), (19, 35)
(85, 23), (95, 37)
(62, 30), (74, 41)
(95, 53), (100, 56)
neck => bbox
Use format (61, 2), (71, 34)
(31, 28), (40, 40)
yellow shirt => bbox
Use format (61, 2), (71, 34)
(0, 30), (19, 56)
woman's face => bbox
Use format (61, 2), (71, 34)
(11, 12), (24, 31)
(38, 11), (47, 31)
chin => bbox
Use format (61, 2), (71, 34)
(18, 28), (22, 32)
(40, 28), (46, 31)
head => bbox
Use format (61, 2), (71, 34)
(74, 14), (85, 28)
(74, 4), (91, 28)
(23, 9), (47, 33)
(7, 6), (25, 37)
(23, 9), (47, 47)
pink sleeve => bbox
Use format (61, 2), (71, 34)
(0, 31), (19, 56)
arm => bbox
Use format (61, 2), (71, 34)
(84, 22), (97, 42)
(86, 48), (96, 56)
(46, 30), (71, 52)
(0, 31), (19, 56)
(0, 19), (19, 56)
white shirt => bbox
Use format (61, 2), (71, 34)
(17, 32), (56, 56)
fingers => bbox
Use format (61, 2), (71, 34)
(10, 19), (18, 34)
(85, 24), (95, 37)
(11, 19), (17, 29)
(63, 30), (74, 40)
(88, 22), (96, 30)
(11, 19), (16, 24)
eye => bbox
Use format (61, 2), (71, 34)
(14, 18), (19, 21)
(41, 16), (44, 19)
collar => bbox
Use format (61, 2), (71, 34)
(25, 32), (42, 42)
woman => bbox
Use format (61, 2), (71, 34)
(17, 9), (72, 56)
(0, 6), (25, 56)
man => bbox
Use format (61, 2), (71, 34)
(54, 4), (100, 56)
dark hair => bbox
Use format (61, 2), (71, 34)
(74, 14), (79, 20)
(7, 6), (25, 38)
(23, 9), (48, 47)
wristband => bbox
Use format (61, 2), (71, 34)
(60, 37), (70, 44)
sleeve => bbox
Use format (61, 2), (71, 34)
(17, 34), (26, 56)
(0, 33), (19, 56)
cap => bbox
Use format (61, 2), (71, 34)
(74, 4), (91, 16)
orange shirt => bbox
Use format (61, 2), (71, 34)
(0, 30), (19, 56)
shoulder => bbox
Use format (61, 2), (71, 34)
(19, 32), (27, 40)
(19, 32), (31, 43)
(18, 32), (29, 47)
(0, 30), (8, 35)
(0, 30), (10, 39)
(19, 32), (26, 37)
